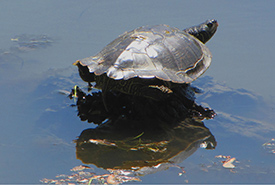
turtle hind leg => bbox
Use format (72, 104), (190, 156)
(148, 85), (173, 93)
(135, 85), (172, 101)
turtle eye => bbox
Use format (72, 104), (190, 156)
(206, 22), (213, 29)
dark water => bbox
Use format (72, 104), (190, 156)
(1, 0), (275, 184)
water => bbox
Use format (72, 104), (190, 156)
(0, 0), (275, 183)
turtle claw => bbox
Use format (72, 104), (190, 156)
(190, 105), (216, 120)
(87, 82), (93, 91)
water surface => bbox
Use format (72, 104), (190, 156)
(0, 0), (275, 184)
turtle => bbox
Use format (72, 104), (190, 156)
(74, 19), (218, 105)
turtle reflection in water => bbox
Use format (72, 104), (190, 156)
(69, 83), (216, 176)
(74, 19), (218, 111)
(75, 108), (216, 176)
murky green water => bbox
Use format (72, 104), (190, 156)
(1, 0), (275, 184)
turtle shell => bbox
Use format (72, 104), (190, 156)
(77, 24), (212, 84)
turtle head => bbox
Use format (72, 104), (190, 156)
(184, 19), (218, 44)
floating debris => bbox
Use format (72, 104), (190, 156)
(70, 165), (91, 172)
(262, 138), (275, 154)
(41, 165), (141, 184)
(215, 155), (231, 159)
(215, 155), (236, 169)
(105, 173), (141, 184)
(199, 155), (239, 173)
(222, 157), (236, 169)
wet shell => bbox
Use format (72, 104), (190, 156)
(77, 24), (212, 84)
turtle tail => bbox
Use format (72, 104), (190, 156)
(73, 60), (95, 86)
